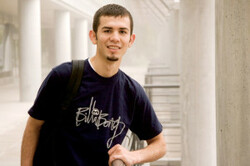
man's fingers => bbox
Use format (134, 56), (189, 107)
(108, 144), (120, 155)
(108, 144), (126, 166)
(112, 159), (125, 166)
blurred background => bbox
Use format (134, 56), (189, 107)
(0, 0), (249, 166)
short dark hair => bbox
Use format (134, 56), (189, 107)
(93, 4), (134, 35)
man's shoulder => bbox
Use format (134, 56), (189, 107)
(52, 62), (72, 75)
(39, 62), (72, 88)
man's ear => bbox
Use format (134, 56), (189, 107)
(89, 30), (97, 44)
(128, 34), (136, 48)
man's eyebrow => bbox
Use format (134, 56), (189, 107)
(101, 26), (129, 31)
(102, 26), (112, 29)
(120, 27), (129, 31)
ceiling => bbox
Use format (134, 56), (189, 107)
(97, 0), (180, 25)
(0, 0), (180, 27)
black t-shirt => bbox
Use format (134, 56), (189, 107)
(29, 59), (162, 166)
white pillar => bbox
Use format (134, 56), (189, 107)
(216, 0), (250, 165)
(88, 23), (96, 58)
(180, 0), (216, 166)
(73, 19), (88, 60)
(4, 32), (14, 71)
(54, 11), (71, 65)
(165, 10), (179, 73)
(19, 0), (42, 101)
(89, 42), (96, 58)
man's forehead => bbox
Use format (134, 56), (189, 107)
(99, 16), (131, 28)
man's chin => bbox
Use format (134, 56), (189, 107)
(107, 57), (119, 62)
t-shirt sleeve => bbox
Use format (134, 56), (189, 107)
(28, 64), (70, 120)
(130, 85), (162, 140)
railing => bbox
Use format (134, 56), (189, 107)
(122, 131), (145, 166)
(112, 159), (125, 166)
(144, 66), (182, 166)
(122, 65), (182, 166)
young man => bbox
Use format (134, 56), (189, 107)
(21, 4), (166, 166)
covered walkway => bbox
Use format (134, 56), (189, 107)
(0, 0), (250, 166)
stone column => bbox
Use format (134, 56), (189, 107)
(216, 0), (250, 165)
(180, 0), (216, 166)
(73, 19), (88, 60)
(19, 0), (42, 101)
(88, 23), (96, 58)
(165, 10), (179, 73)
(54, 11), (71, 65)
(3, 27), (14, 71)
(89, 41), (96, 58)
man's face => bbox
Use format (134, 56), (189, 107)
(90, 16), (135, 62)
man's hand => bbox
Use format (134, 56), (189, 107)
(108, 144), (138, 166)
(108, 132), (166, 166)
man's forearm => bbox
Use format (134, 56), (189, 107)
(21, 117), (44, 166)
(108, 132), (166, 166)
(132, 133), (167, 164)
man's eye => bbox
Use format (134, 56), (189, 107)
(120, 31), (127, 34)
(104, 30), (111, 33)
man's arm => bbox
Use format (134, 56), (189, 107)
(108, 132), (167, 166)
(21, 116), (44, 166)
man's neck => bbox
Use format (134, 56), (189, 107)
(90, 56), (121, 78)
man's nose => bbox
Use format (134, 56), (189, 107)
(109, 32), (120, 42)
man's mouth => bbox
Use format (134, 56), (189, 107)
(107, 46), (120, 50)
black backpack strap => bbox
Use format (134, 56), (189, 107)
(61, 60), (85, 111)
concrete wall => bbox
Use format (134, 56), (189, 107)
(216, 0), (250, 165)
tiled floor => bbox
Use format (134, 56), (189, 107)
(0, 82), (32, 166)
